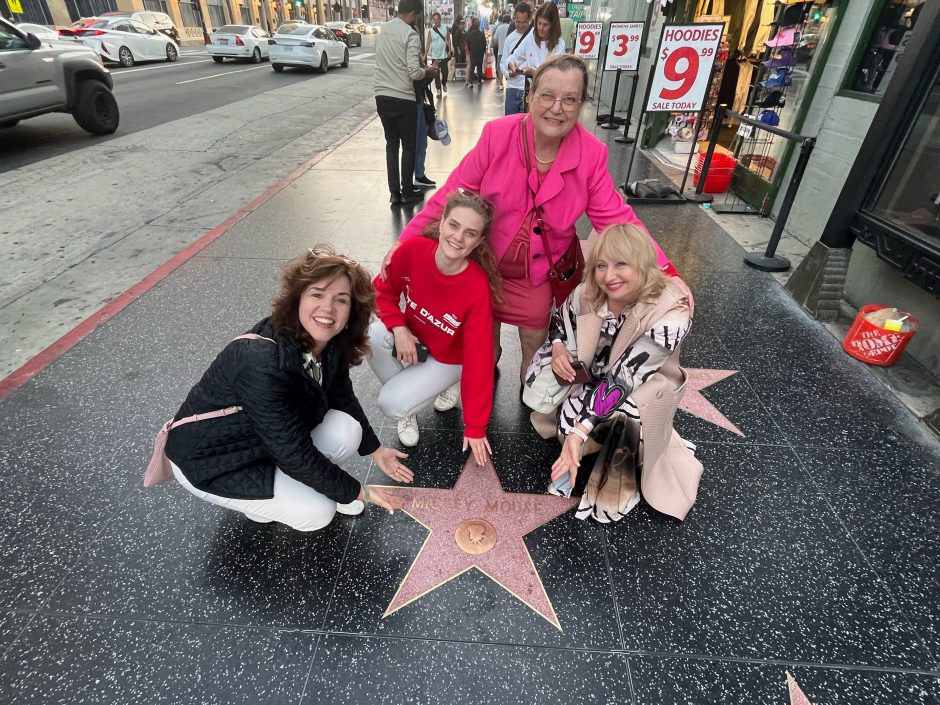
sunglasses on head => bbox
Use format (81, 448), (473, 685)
(308, 248), (359, 267)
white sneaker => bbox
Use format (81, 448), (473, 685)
(397, 415), (419, 446)
(433, 382), (460, 411)
(336, 499), (365, 516)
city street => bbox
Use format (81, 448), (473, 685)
(1, 40), (378, 378)
(1, 42), (378, 171)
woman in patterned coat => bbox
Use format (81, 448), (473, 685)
(524, 224), (702, 523)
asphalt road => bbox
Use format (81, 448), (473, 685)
(0, 41), (377, 172)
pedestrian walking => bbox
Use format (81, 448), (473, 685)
(450, 15), (465, 79)
(425, 11), (453, 96)
(505, 2), (566, 93)
(374, 0), (439, 206)
(491, 13), (510, 92)
(500, 3), (533, 114)
(465, 18), (486, 87)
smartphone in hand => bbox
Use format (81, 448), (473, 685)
(553, 360), (592, 385)
(392, 341), (430, 363)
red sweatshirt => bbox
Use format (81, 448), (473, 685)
(373, 237), (494, 438)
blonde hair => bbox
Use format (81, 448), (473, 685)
(585, 224), (667, 309)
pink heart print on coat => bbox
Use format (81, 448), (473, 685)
(589, 381), (626, 418)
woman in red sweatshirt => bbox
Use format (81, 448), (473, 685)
(369, 190), (501, 465)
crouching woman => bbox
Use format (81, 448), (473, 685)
(165, 247), (408, 531)
(524, 224), (702, 523)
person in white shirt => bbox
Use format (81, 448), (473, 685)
(491, 13), (510, 92)
(425, 11), (453, 96)
(505, 1), (566, 97)
(500, 2), (533, 115)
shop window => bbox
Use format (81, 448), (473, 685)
(142, 0), (169, 13)
(866, 62), (940, 249)
(178, 0), (201, 27)
(845, 0), (926, 97)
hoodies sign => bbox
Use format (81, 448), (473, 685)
(646, 23), (724, 112)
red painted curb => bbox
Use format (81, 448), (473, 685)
(0, 112), (377, 401)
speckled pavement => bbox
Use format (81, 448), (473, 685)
(1, 79), (939, 705)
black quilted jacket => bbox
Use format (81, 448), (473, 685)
(165, 318), (380, 503)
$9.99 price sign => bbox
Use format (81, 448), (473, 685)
(574, 22), (603, 60)
(604, 21), (643, 71)
(645, 23), (723, 112)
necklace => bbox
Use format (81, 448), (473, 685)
(534, 150), (555, 165)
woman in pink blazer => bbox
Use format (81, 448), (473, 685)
(390, 55), (675, 389)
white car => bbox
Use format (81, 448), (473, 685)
(13, 22), (60, 43)
(269, 23), (349, 73)
(207, 24), (272, 63)
(59, 16), (179, 67)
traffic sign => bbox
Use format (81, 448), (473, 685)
(574, 22), (603, 60)
(645, 23), (723, 112)
(604, 21), (643, 72)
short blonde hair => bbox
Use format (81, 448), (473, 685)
(585, 224), (667, 309)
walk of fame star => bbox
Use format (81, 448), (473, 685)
(679, 368), (744, 436)
(373, 457), (578, 629)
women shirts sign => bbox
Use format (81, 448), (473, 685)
(645, 23), (724, 112)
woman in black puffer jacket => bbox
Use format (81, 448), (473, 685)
(165, 247), (411, 531)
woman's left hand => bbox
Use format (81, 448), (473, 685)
(550, 433), (583, 487)
(462, 436), (492, 466)
(371, 445), (414, 484)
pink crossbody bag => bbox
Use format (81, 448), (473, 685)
(143, 333), (275, 487)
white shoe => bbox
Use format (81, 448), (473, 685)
(397, 415), (419, 446)
(433, 382), (460, 411)
(243, 512), (273, 524)
(336, 499), (365, 516)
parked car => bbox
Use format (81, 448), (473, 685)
(269, 22), (349, 73)
(366, 22), (383, 34)
(95, 10), (180, 45)
(325, 21), (361, 47)
(346, 17), (366, 33)
(0, 17), (119, 134)
(13, 22), (59, 43)
(59, 16), (180, 66)
(207, 24), (271, 63)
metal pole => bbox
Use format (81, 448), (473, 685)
(615, 72), (639, 144)
(744, 137), (816, 272)
(622, 111), (645, 192)
(678, 60), (720, 194)
(601, 69), (622, 129)
(686, 103), (724, 204)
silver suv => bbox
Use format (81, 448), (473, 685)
(0, 18), (120, 134)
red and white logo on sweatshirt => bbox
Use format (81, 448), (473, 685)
(405, 287), (462, 337)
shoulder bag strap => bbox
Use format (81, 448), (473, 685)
(511, 24), (532, 54)
(520, 118), (561, 283)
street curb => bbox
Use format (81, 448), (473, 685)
(0, 110), (379, 402)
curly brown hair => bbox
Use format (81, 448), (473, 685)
(421, 189), (504, 304)
(270, 246), (375, 367)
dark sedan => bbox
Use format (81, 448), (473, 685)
(325, 21), (361, 47)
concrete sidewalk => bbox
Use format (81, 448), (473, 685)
(1, 78), (938, 705)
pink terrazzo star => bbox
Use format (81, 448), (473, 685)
(373, 456), (578, 629)
(679, 368), (744, 436)
(786, 672), (814, 705)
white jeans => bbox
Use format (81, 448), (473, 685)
(172, 409), (362, 532)
(367, 320), (462, 420)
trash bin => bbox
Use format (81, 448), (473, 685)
(842, 304), (919, 366)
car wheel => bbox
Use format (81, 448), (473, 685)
(316, 52), (328, 73)
(0, 119), (20, 128)
(251, 47), (261, 63)
(72, 79), (120, 135)
(340, 48), (349, 68)
(272, 62), (284, 72)
(212, 56), (224, 63)
(118, 46), (134, 68)
(166, 43), (178, 62)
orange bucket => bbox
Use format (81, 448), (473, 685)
(842, 305), (919, 366)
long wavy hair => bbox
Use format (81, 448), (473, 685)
(421, 189), (504, 304)
(270, 246), (375, 367)
(584, 224), (667, 310)
(534, 2), (562, 51)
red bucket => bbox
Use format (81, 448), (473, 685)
(842, 305), (919, 366)
(693, 152), (735, 193)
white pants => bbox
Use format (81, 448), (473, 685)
(172, 409), (362, 532)
(367, 320), (461, 420)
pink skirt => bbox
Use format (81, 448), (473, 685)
(493, 274), (553, 329)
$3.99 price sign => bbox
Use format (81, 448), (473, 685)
(645, 23), (723, 112)
(604, 21), (643, 72)
(574, 22), (603, 60)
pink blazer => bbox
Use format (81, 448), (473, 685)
(399, 114), (672, 283)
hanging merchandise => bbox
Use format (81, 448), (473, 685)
(762, 47), (796, 69)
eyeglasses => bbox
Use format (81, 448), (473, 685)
(455, 187), (494, 214)
(308, 248), (359, 266)
(534, 92), (582, 111)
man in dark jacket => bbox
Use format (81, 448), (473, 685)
(465, 17), (486, 87)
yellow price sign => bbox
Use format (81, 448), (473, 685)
(8, 0), (24, 13)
